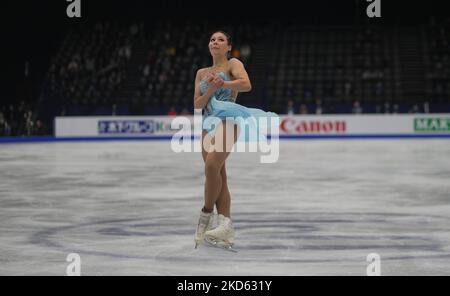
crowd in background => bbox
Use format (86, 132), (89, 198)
(42, 21), (139, 115)
(285, 99), (430, 115)
(425, 17), (450, 100)
(0, 102), (48, 137)
(2, 17), (450, 136)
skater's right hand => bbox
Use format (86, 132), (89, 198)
(205, 73), (215, 83)
(207, 73), (224, 93)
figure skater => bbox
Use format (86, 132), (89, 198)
(193, 30), (276, 249)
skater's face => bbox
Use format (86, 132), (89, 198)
(209, 32), (231, 58)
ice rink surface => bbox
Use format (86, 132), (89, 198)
(1, 139), (449, 275)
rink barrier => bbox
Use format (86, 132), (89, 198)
(2, 114), (450, 143)
(53, 114), (450, 137)
(2, 134), (450, 144)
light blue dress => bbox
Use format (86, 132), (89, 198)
(200, 71), (278, 142)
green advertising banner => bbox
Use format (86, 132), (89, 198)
(414, 118), (450, 132)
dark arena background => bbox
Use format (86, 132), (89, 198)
(1, 0), (450, 280)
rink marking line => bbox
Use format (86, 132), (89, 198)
(25, 212), (450, 263)
(1, 134), (450, 144)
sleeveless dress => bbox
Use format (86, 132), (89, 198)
(199, 71), (278, 142)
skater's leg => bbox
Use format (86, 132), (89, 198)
(194, 131), (217, 248)
(215, 164), (230, 218)
(203, 120), (238, 212)
(196, 122), (238, 247)
(201, 130), (215, 213)
(201, 130), (211, 162)
(203, 152), (227, 211)
(202, 130), (230, 218)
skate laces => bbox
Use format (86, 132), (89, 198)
(207, 213), (216, 230)
(197, 212), (210, 227)
(194, 211), (213, 248)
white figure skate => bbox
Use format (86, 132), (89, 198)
(204, 214), (237, 252)
(194, 210), (215, 249)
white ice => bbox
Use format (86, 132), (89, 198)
(0, 139), (450, 275)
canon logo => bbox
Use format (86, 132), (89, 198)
(280, 118), (347, 134)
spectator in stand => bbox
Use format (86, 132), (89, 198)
(352, 100), (363, 114)
(240, 44), (251, 63)
(167, 106), (178, 116)
(0, 112), (11, 136)
(299, 104), (309, 115)
(25, 110), (35, 136)
(33, 120), (48, 136)
(423, 101), (430, 113)
(409, 104), (420, 113)
(231, 48), (241, 59)
(286, 99), (295, 115)
(344, 80), (352, 96)
(392, 104), (399, 114)
(383, 101), (390, 114)
(314, 99), (323, 115)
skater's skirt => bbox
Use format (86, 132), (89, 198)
(202, 96), (279, 142)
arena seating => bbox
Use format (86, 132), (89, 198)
(2, 17), (450, 136)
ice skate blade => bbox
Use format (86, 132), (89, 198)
(204, 237), (238, 253)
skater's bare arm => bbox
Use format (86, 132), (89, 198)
(223, 58), (252, 92)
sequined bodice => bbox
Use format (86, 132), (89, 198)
(199, 71), (235, 101)
(200, 71), (235, 116)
